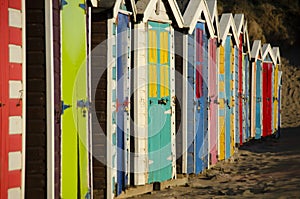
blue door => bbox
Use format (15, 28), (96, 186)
(117, 13), (130, 195)
(234, 47), (239, 145)
(255, 60), (262, 139)
(244, 55), (250, 140)
(225, 36), (231, 159)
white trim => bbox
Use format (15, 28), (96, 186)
(87, 7), (93, 199)
(219, 14), (239, 47)
(170, 27), (176, 179)
(45, 1), (55, 198)
(182, 34), (188, 174)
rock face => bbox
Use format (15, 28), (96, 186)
(281, 59), (300, 128)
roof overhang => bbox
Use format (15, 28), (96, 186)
(219, 13), (239, 46)
(183, 0), (215, 37)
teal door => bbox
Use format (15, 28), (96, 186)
(148, 21), (172, 183)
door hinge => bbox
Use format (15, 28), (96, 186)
(61, 101), (72, 115)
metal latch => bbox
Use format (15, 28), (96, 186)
(61, 101), (71, 115)
(77, 100), (91, 118)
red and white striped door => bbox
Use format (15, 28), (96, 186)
(0, 0), (24, 198)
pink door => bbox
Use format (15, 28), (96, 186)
(209, 38), (218, 165)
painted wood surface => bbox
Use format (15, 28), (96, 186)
(225, 36), (231, 160)
(218, 45), (226, 161)
(187, 32), (195, 173)
(148, 21), (172, 183)
(238, 35), (243, 144)
(262, 62), (273, 137)
(208, 38), (218, 166)
(116, 12), (131, 196)
(61, 1), (90, 198)
(234, 46), (239, 147)
(255, 60), (262, 139)
(273, 64), (279, 132)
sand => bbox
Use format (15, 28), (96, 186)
(129, 127), (300, 198)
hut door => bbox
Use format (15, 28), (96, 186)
(208, 38), (218, 165)
(148, 22), (172, 183)
(255, 60), (262, 138)
(61, 1), (90, 198)
(262, 62), (272, 137)
(224, 36), (231, 159)
(187, 33), (195, 174)
(267, 64), (273, 135)
(195, 25), (205, 174)
(116, 13), (131, 195)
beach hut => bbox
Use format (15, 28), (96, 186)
(182, 0), (215, 174)
(133, 0), (183, 185)
(207, 0), (220, 167)
(262, 44), (276, 137)
(272, 47), (282, 136)
(0, 0), (26, 198)
(250, 40), (263, 139)
(234, 14), (251, 145)
(218, 13), (239, 160)
(89, 0), (136, 198)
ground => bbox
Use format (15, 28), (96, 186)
(130, 127), (300, 198)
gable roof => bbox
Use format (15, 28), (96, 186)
(272, 47), (281, 65)
(183, 0), (214, 36)
(250, 40), (262, 61)
(89, 0), (137, 21)
(136, 0), (184, 28)
(206, 0), (220, 40)
(262, 43), (276, 63)
(234, 14), (244, 36)
(219, 13), (239, 46)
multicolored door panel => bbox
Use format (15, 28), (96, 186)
(234, 46), (239, 148)
(243, 54), (250, 141)
(195, 23), (208, 173)
(238, 35), (243, 145)
(148, 21), (172, 183)
(218, 45), (226, 161)
(61, 1), (90, 198)
(255, 60), (262, 139)
(116, 13), (131, 195)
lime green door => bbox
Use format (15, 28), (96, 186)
(61, 1), (90, 198)
(148, 21), (172, 183)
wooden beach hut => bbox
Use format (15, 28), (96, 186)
(182, 0), (215, 174)
(0, 1), (26, 198)
(234, 14), (251, 145)
(250, 40), (263, 139)
(89, 0), (136, 198)
(272, 47), (282, 136)
(218, 13), (239, 160)
(133, 0), (183, 186)
(261, 44), (276, 137)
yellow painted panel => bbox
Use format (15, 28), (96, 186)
(274, 64), (279, 131)
(160, 32), (169, 64)
(149, 64), (157, 97)
(219, 46), (225, 74)
(219, 100), (225, 109)
(219, 116), (225, 160)
(160, 65), (169, 97)
(231, 114), (235, 156)
(149, 30), (157, 63)
(219, 81), (225, 92)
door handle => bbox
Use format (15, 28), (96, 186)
(0, 102), (5, 107)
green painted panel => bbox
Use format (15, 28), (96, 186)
(61, 1), (89, 198)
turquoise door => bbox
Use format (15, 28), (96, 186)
(148, 21), (172, 183)
(255, 60), (262, 139)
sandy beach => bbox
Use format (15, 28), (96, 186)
(129, 127), (300, 198)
